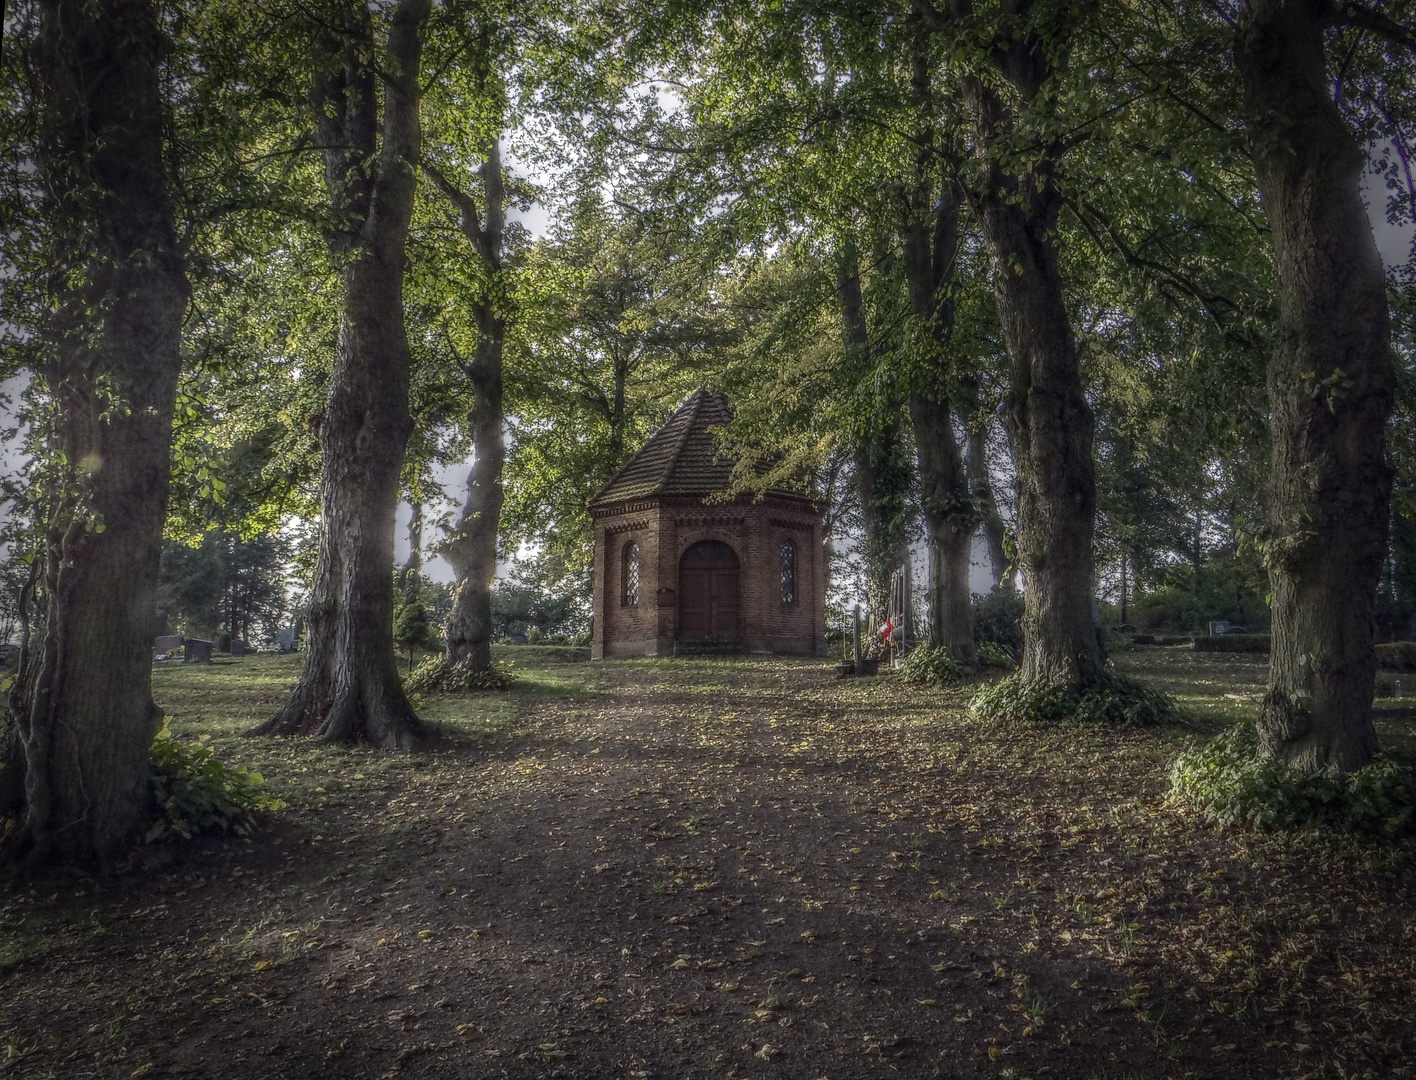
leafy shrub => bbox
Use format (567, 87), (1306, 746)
(404, 654), (512, 695)
(973, 591), (1024, 654)
(971, 671), (1177, 726)
(1376, 642), (1416, 671)
(898, 645), (969, 687)
(1168, 726), (1416, 837)
(1097, 625), (1132, 655)
(976, 641), (1018, 670)
(147, 722), (284, 842)
(1192, 634), (1270, 653)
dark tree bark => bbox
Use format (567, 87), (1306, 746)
(838, 264), (912, 618)
(251, 0), (432, 747)
(4, 0), (188, 866)
(425, 136), (506, 673)
(1237, 0), (1396, 773)
(954, 0), (1103, 689)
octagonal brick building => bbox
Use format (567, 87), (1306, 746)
(589, 389), (826, 658)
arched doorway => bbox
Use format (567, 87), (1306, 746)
(678, 540), (740, 640)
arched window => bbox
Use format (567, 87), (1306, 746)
(622, 542), (640, 607)
(780, 540), (796, 604)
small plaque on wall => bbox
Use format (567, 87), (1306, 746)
(656, 587), (677, 607)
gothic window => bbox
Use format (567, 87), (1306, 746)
(623, 542), (640, 607)
(780, 540), (796, 604)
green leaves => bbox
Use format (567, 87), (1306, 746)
(897, 645), (971, 688)
(146, 720), (285, 843)
(971, 671), (1177, 726)
(1168, 725), (1416, 838)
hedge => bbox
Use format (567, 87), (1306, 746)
(1192, 634), (1270, 654)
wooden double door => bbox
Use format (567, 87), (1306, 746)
(678, 540), (740, 639)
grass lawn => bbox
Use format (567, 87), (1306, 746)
(1, 645), (1413, 1079)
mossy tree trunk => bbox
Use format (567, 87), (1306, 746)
(1237, 0), (1396, 773)
(251, 0), (432, 747)
(966, 426), (1013, 592)
(425, 135), (507, 674)
(898, 30), (977, 662)
(4, 0), (188, 866)
(838, 263), (913, 621)
(958, 8), (1102, 690)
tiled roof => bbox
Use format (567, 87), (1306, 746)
(589, 389), (806, 508)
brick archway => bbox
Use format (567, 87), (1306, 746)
(678, 540), (740, 640)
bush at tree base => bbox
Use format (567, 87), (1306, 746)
(1168, 726), (1416, 838)
(976, 641), (1018, 670)
(897, 645), (970, 687)
(972, 591), (1024, 654)
(970, 671), (1177, 726)
(403, 654), (512, 695)
(147, 722), (284, 842)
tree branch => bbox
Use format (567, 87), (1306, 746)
(1327, 1), (1416, 52)
(421, 157), (487, 258)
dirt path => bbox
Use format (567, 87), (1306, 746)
(3, 655), (1413, 1079)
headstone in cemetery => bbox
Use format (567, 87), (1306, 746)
(184, 638), (213, 664)
(276, 626), (295, 653)
(153, 634), (183, 659)
(1208, 620), (1230, 637)
(230, 639), (246, 657)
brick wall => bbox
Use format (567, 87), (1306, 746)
(592, 494), (825, 658)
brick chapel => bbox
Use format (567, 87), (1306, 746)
(588, 389), (827, 658)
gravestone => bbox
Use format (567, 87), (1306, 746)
(183, 638), (213, 664)
(275, 627), (295, 653)
(153, 634), (183, 659)
(230, 639), (246, 657)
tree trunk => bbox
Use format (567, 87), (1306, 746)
(960, 20), (1102, 690)
(1237, 0), (1395, 773)
(428, 136), (507, 673)
(400, 499), (423, 596)
(251, 0), (432, 747)
(909, 397), (977, 662)
(838, 265), (911, 618)
(4, 0), (188, 866)
(899, 144), (976, 662)
(967, 426), (1013, 591)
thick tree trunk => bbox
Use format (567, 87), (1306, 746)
(909, 396), (976, 662)
(429, 137), (507, 673)
(4, 0), (188, 866)
(441, 331), (504, 671)
(967, 426), (1013, 591)
(961, 19), (1102, 690)
(1237, 0), (1395, 773)
(838, 266), (912, 618)
(899, 159), (977, 662)
(252, 0), (431, 747)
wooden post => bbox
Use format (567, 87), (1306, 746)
(852, 603), (862, 670)
(902, 559), (913, 646)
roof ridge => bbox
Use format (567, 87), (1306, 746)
(650, 388), (709, 497)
